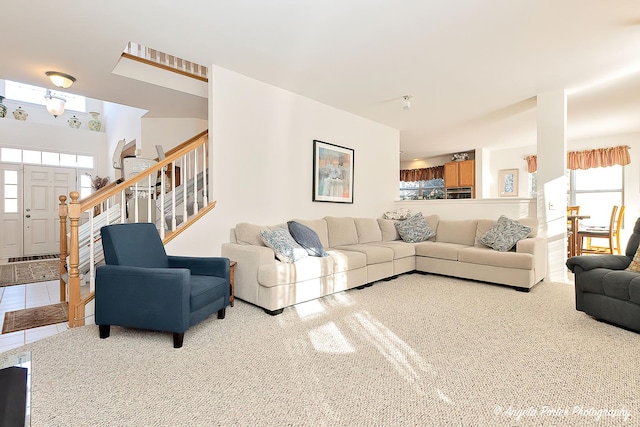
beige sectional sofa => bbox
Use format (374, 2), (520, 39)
(221, 215), (546, 315)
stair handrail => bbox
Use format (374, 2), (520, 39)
(60, 130), (212, 327)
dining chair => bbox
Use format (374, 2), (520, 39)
(567, 206), (580, 257)
(578, 205), (621, 255)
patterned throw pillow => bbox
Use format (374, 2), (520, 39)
(394, 212), (435, 243)
(479, 215), (532, 252)
(626, 245), (640, 272)
(287, 221), (329, 257)
(260, 228), (308, 263)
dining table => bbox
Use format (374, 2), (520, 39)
(568, 214), (591, 257)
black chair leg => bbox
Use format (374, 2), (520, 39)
(99, 325), (110, 339)
(173, 333), (184, 348)
(217, 307), (226, 319)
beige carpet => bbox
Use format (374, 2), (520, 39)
(4, 274), (639, 426)
(2, 302), (68, 334)
(0, 260), (60, 287)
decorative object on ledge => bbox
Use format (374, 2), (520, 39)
(44, 90), (66, 117)
(452, 152), (469, 161)
(67, 115), (81, 129)
(498, 169), (519, 197)
(88, 112), (102, 132)
(0, 96), (7, 118)
(312, 140), (354, 204)
(12, 107), (28, 121)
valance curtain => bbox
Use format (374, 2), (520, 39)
(400, 166), (444, 182)
(525, 145), (630, 173)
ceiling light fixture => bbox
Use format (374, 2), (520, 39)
(402, 95), (412, 110)
(44, 90), (66, 118)
(45, 71), (76, 89)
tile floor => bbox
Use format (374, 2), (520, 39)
(0, 280), (95, 353)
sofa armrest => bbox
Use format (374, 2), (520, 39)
(221, 243), (276, 303)
(566, 255), (631, 273)
(168, 256), (230, 281)
(516, 237), (547, 281)
(95, 265), (190, 332)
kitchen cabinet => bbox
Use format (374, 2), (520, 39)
(444, 160), (475, 189)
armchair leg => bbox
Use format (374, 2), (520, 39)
(173, 333), (184, 348)
(217, 307), (226, 319)
(99, 325), (110, 339)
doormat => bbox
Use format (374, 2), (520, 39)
(8, 254), (59, 263)
(0, 260), (60, 288)
(2, 302), (68, 334)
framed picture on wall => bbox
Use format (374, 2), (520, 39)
(499, 169), (519, 197)
(312, 140), (354, 203)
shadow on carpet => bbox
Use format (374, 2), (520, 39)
(2, 302), (68, 334)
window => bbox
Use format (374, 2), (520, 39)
(400, 178), (444, 200)
(4, 170), (18, 213)
(1, 148), (93, 168)
(4, 80), (86, 113)
(570, 166), (623, 226)
(80, 174), (93, 199)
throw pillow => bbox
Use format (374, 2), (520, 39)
(287, 221), (329, 257)
(394, 212), (435, 243)
(627, 245), (640, 272)
(260, 228), (309, 263)
(479, 215), (532, 252)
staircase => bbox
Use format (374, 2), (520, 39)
(58, 131), (213, 327)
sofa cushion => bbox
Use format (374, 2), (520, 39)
(332, 244), (394, 265)
(415, 241), (465, 261)
(327, 249), (367, 273)
(355, 218), (383, 243)
(478, 216), (532, 252)
(395, 212), (435, 243)
(260, 228), (308, 263)
(291, 219), (329, 248)
(325, 217), (359, 247)
(287, 221), (329, 257)
(602, 271), (637, 301)
(435, 220), (478, 246)
(377, 218), (401, 241)
(458, 247), (534, 270)
(368, 241), (416, 259)
(628, 276), (640, 305)
(235, 223), (271, 246)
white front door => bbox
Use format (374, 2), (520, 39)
(23, 165), (75, 256)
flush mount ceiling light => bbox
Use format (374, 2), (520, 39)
(45, 71), (76, 89)
(402, 95), (412, 110)
(44, 89), (66, 118)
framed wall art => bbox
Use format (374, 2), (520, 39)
(312, 140), (354, 203)
(498, 169), (519, 197)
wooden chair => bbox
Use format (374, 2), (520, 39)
(567, 206), (580, 257)
(578, 205), (623, 255)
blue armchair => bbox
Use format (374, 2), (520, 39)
(95, 223), (230, 348)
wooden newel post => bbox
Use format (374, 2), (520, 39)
(68, 191), (82, 327)
(58, 195), (68, 303)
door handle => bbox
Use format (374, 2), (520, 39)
(25, 215), (31, 218)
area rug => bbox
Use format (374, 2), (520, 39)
(2, 302), (68, 334)
(0, 260), (60, 288)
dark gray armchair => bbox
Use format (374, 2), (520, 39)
(566, 217), (640, 332)
(95, 223), (230, 348)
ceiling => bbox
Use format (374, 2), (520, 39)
(3, 1), (640, 161)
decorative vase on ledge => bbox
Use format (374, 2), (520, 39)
(68, 115), (81, 129)
(88, 112), (102, 132)
(13, 107), (28, 121)
(0, 96), (7, 118)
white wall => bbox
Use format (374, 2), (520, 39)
(102, 102), (147, 181)
(140, 118), (208, 159)
(487, 145), (532, 198)
(166, 65), (400, 256)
